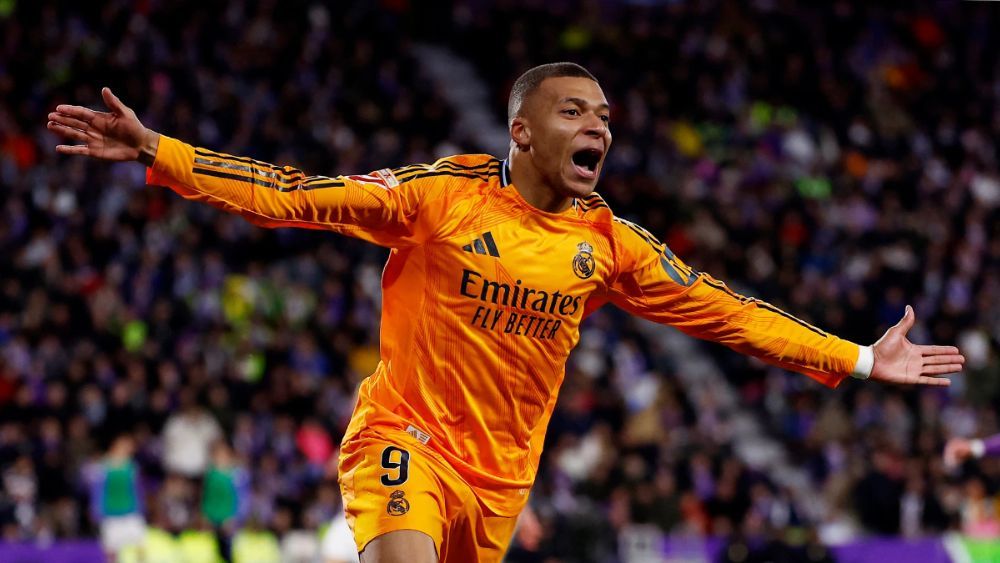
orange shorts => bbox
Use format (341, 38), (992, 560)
(338, 429), (519, 562)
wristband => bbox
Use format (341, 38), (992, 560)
(851, 345), (874, 380)
(971, 439), (985, 459)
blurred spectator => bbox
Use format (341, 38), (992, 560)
(960, 476), (1000, 539)
(201, 442), (249, 559)
(296, 417), (334, 471)
(3, 455), (37, 539)
(177, 525), (224, 563)
(320, 511), (360, 563)
(85, 435), (146, 561)
(232, 515), (282, 563)
(855, 450), (903, 535)
(281, 525), (322, 563)
(202, 443), (249, 528)
(161, 389), (222, 479)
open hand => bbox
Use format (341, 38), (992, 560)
(870, 305), (964, 386)
(47, 87), (159, 163)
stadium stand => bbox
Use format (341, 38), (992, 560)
(2, 1), (998, 561)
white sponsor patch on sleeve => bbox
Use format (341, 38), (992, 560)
(344, 169), (400, 190)
(405, 424), (431, 445)
(374, 168), (400, 189)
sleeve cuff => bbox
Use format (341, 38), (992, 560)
(850, 345), (874, 380)
(145, 136), (185, 187)
(971, 439), (985, 458)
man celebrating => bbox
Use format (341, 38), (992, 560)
(48, 63), (965, 562)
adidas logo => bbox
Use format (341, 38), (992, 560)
(462, 232), (500, 257)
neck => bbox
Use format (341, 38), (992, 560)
(508, 148), (573, 214)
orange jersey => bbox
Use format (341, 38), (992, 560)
(147, 135), (860, 516)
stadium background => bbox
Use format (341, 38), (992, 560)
(2, 0), (1000, 561)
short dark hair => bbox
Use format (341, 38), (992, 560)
(507, 62), (598, 126)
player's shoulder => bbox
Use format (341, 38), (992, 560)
(576, 192), (627, 235)
(435, 153), (502, 169)
(388, 154), (502, 187)
(609, 214), (663, 250)
(572, 194), (665, 269)
(586, 202), (667, 261)
(575, 192), (612, 219)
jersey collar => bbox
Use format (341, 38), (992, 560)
(501, 158), (584, 214)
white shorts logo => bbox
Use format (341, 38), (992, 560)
(405, 425), (431, 445)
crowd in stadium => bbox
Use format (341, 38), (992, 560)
(2, 1), (999, 562)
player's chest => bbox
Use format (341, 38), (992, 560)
(438, 217), (610, 313)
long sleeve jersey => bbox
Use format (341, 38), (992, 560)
(147, 136), (861, 516)
(972, 434), (1000, 458)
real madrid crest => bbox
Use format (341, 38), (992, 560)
(573, 242), (595, 279)
(386, 490), (410, 516)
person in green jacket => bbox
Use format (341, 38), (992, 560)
(201, 441), (250, 560)
(89, 435), (147, 562)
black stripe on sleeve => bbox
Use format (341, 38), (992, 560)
(702, 278), (748, 303)
(192, 167), (286, 189)
(392, 159), (499, 176)
(194, 149), (304, 182)
(700, 278), (827, 337)
(399, 170), (497, 184)
(193, 157), (254, 174)
(579, 200), (610, 211)
(301, 181), (346, 190)
(193, 167), (343, 192)
(757, 302), (828, 337)
(394, 161), (500, 183)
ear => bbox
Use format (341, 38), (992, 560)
(510, 117), (530, 150)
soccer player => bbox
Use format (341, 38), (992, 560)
(48, 63), (965, 562)
(86, 435), (146, 562)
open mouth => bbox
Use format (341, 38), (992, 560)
(571, 149), (603, 178)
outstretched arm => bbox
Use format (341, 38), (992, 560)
(606, 218), (963, 388)
(48, 88), (443, 247)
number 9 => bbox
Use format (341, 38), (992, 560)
(380, 446), (410, 486)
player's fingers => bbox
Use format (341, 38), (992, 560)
(47, 121), (91, 143)
(922, 354), (965, 366)
(54, 104), (99, 123)
(102, 87), (130, 115)
(55, 144), (91, 156)
(48, 112), (91, 131)
(914, 375), (951, 386)
(894, 305), (915, 332)
(920, 345), (961, 356)
(922, 364), (963, 376)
